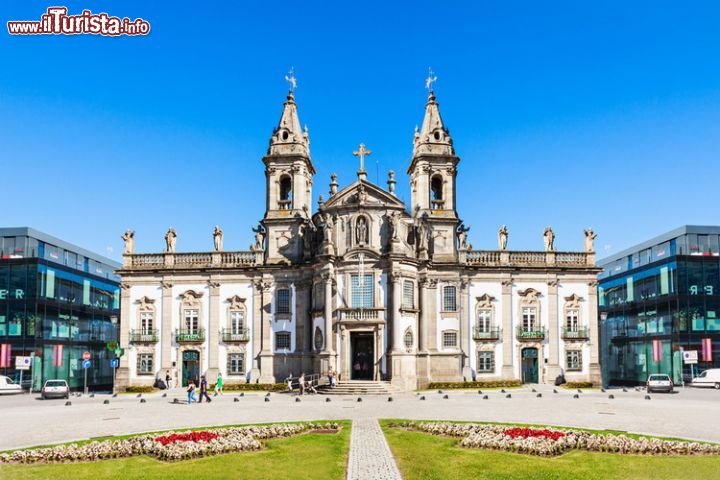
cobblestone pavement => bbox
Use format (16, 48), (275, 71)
(347, 418), (402, 480)
(2, 385), (720, 450)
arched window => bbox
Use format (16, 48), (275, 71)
(430, 175), (443, 209)
(279, 175), (292, 210)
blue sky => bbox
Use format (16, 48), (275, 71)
(1, 1), (719, 261)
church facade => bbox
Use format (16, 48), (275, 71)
(116, 86), (602, 390)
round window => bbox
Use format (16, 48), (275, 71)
(314, 327), (324, 351)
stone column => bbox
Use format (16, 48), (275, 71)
(459, 277), (472, 380)
(206, 280), (220, 383)
(295, 281), (310, 352)
(418, 278), (428, 352)
(250, 280), (263, 380)
(587, 280), (602, 384)
(500, 278), (514, 378)
(390, 272), (402, 352)
(323, 273), (334, 353)
(161, 281), (174, 376)
(258, 279), (275, 383)
(116, 283), (132, 389)
(426, 279), (439, 352)
(546, 279), (561, 383)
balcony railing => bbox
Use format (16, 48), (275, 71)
(338, 308), (384, 322)
(431, 199), (445, 210)
(129, 329), (159, 343)
(561, 326), (590, 340)
(465, 250), (594, 268)
(472, 326), (501, 341)
(516, 326), (546, 340)
(126, 250), (257, 269)
(176, 328), (206, 343)
(278, 199), (292, 210)
(220, 328), (250, 342)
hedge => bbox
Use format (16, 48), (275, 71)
(427, 380), (522, 389)
(212, 383), (288, 392)
(563, 381), (594, 389)
(124, 386), (156, 393)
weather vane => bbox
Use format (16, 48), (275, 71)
(285, 67), (297, 92)
(425, 67), (437, 92)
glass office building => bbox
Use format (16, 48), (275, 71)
(0, 227), (120, 391)
(598, 226), (720, 386)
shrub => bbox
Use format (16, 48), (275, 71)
(124, 386), (156, 393)
(427, 380), (522, 390)
(219, 383), (287, 392)
(563, 382), (594, 389)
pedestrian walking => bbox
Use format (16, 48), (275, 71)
(199, 375), (212, 403)
(215, 372), (224, 396)
(165, 370), (172, 390)
(327, 366), (336, 388)
(286, 371), (294, 392)
(298, 372), (305, 395)
(187, 380), (196, 405)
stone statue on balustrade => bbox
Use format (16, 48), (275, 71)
(165, 228), (177, 253)
(121, 229), (135, 255)
(543, 227), (555, 252)
(498, 225), (508, 251)
(457, 223), (471, 250)
(584, 228), (597, 253)
(251, 224), (265, 252)
(213, 225), (223, 252)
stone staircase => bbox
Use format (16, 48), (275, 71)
(317, 380), (404, 396)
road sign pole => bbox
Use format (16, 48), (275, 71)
(113, 363), (116, 396)
(84, 366), (88, 395)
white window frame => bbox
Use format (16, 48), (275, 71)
(184, 309), (199, 333)
(477, 351), (494, 373)
(443, 286), (457, 312)
(140, 312), (153, 334)
(137, 353), (154, 375)
(522, 307), (536, 332)
(477, 309), (492, 333)
(566, 350), (582, 371)
(227, 353), (245, 375)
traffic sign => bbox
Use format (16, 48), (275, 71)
(15, 356), (31, 370)
(106, 341), (118, 351)
(114, 348), (125, 358)
(82, 359), (91, 369)
(683, 350), (698, 364)
(82, 351), (91, 361)
(110, 359), (119, 368)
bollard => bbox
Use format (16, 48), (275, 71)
(388, 397), (393, 402)
(531, 388), (537, 393)
(577, 389), (583, 394)
(443, 394), (449, 399)
(419, 396), (426, 401)
(137, 393), (142, 398)
(357, 397), (362, 402)
(264, 397), (270, 402)
(326, 397), (331, 402)
(501, 389), (506, 393)
(234, 397), (240, 403)
(173, 398), (179, 404)
(162, 393), (167, 398)
(536, 393), (542, 398)
(90, 393), (95, 398)
(65, 401), (72, 406)
(140, 398), (146, 403)
(477, 390), (483, 395)
(438, 390), (443, 394)
(645, 395), (651, 400)
(505, 394), (511, 399)
(295, 397), (301, 403)
(601, 388), (606, 393)
(553, 389), (558, 394)
(482, 395), (489, 400)
(573, 394), (579, 399)
(240, 392), (245, 397)
(103, 399), (110, 404)
(608, 394), (615, 399)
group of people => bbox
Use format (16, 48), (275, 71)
(185, 372), (224, 405)
(286, 367), (337, 395)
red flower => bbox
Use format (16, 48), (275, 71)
(503, 427), (566, 441)
(154, 431), (219, 446)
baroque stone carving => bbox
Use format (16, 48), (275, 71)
(121, 229), (135, 255)
(355, 216), (369, 244)
(227, 295), (246, 309)
(498, 225), (508, 251)
(251, 224), (265, 252)
(564, 293), (583, 309)
(165, 228), (177, 253)
(584, 228), (597, 253)
(457, 223), (470, 250)
(475, 293), (496, 309)
(213, 225), (223, 252)
(543, 227), (555, 252)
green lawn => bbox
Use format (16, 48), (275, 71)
(0, 421), (350, 480)
(382, 422), (720, 480)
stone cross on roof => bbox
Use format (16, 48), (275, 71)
(284, 67), (297, 92)
(353, 143), (372, 173)
(425, 67), (437, 92)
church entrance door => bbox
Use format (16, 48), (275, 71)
(182, 350), (200, 387)
(350, 332), (374, 380)
(521, 347), (539, 383)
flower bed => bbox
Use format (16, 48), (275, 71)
(0, 422), (340, 464)
(393, 422), (720, 457)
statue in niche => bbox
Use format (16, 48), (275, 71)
(357, 184), (368, 204)
(165, 228), (177, 253)
(322, 213), (334, 243)
(543, 227), (555, 252)
(417, 217), (429, 251)
(213, 225), (223, 251)
(498, 225), (508, 251)
(251, 224), (265, 251)
(388, 212), (400, 241)
(301, 221), (314, 256)
(584, 228), (597, 253)
(121, 229), (135, 255)
(356, 216), (368, 244)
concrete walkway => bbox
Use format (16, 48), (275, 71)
(347, 418), (402, 480)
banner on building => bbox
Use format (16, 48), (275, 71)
(652, 340), (663, 362)
(52, 344), (64, 367)
(702, 338), (713, 362)
(0, 344), (10, 368)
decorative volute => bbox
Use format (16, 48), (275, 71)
(267, 90), (311, 157)
(413, 90), (454, 157)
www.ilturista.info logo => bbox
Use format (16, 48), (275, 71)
(7, 7), (151, 36)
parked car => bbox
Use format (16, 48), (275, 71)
(0, 376), (23, 395)
(41, 379), (70, 399)
(646, 374), (674, 393)
(691, 369), (720, 389)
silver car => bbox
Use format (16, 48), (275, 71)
(646, 374), (674, 393)
(41, 379), (70, 399)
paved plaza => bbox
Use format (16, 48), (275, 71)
(347, 418), (402, 480)
(1, 385), (719, 451)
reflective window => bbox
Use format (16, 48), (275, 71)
(351, 274), (374, 308)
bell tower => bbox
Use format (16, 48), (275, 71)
(407, 72), (461, 261)
(262, 71), (315, 263)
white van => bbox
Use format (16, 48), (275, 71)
(0, 375), (23, 395)
(691, 369), (720, 389)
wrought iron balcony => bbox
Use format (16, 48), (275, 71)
(516, 325), (546, 341)
(176, 328), (205, 343)
(561, 326), (590, 340)
(129, 329), (159, 343)
(472, 326), (501, 341)
(220, 328), (250, 342)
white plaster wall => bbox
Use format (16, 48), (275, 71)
(218, 282), (254, 378)
(271, 283), (297, 353)
(511, 282), (548, 379)
(468, 281), (503, 375)
(172, 284), (210, 373)
(128, 285), (162, 379)
(558, 281), (591, 374)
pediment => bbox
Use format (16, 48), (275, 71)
(323, 180), (405, 210)
(342, 247), (381, 262)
